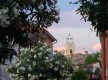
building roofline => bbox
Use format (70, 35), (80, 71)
(44, 29), (57, 43)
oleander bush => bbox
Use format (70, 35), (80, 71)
(7, 43), (73, 80)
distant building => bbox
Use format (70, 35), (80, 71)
(64, 33), (75, 58)
(72, 51), (88, 65)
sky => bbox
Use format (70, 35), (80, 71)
(47, 0), (101, 54)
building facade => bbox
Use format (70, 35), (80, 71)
(72, 52), (88, 65)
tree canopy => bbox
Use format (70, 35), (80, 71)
(85, 52), (101, 65)
(72, 0), (108, 35)
(0, 0), (59, 47)
(0, 0), (59, 64)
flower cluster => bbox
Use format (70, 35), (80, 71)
(7, 43), (73, 80)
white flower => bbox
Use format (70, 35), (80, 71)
(33, 61), (36, 66)
(45, 57), (49, 60)
(27, 59), (30, 62)
(55, 61), (59, 64)
(38, 52), (42, 56)
(28, 74), (31, 77)
(16, 63), (20, 67)
(54, 67), (58, 71)
(34, 55), (37, 59)
(45, 59), (49, 63)
(53, 78), (57, 80)
(62, 73), (65, 76)
(30, 75), (36, 80)
(17, 69), (19, 73)
(39, 74), (42, 77)
(46, 48), (51, 52)
(44, 43), (47, 46)
(49, 63), (53, 68)
(61, 65), (64, 68)
(20, 67), (25, 71)
(40, 47), (43, 50)
(31, 49), (34, 52)
(29, 66), (32, 71)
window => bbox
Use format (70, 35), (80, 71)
(70, 49), (72, 54)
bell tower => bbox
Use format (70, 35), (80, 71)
(64, 32), (75, 58)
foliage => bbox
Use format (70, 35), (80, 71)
(85, 52), (101, 65)
(71, 70), (88, 80)
(7, 43), (73, 80)
(94, 67), (100, 75)
(72, 0), (108, 35)
(85, 55), (96, 65)
(0, 0), (59, 64)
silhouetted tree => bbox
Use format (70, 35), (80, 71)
(0, 0), (59, 64)
(71, 0), (108, 35)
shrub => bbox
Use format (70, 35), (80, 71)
(7, 43), (73, 80)
(72, 70), (88, 80)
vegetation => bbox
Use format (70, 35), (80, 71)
(85, 52), (101, 65)
(71, 0), (108, 35)
(71, 70), (88, 80)
(7, 43), (73, 80)
(0, 0), (59, 64)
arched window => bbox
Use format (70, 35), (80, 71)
(70, 49), (72, 54)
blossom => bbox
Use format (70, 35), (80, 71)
(33, 61), (36, 66)
(53, 78), (57, 80)
(49, 63), (53, 68)
(61, 65), (64, 68)
(30, 75), (36, 80)
(17, 69), (19, 73)
(29, 66), (32, 71)
(34, 55), (37, 59)
(28, 74), (31, 77)
(54, 67), (58, 71)
(39, 74), (42, 77)
(7, 43), (73, 80)
(20, 67), (25, 71)
(55, 61), (59, 64)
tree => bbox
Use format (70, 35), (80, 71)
(7, 43), (73, 80)
(85, 55), (95, 65)
(85, 52), (101, 65)
(0, 0), (59, 64)
(71, 0), (108, 35)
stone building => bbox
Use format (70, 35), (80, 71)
(72, 52), (88, 65)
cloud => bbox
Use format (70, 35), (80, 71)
(92, 43), (101, 51)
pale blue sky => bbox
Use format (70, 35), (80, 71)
(48, 0), (100, 54)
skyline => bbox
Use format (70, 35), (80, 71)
(48, 0), (101, 54)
